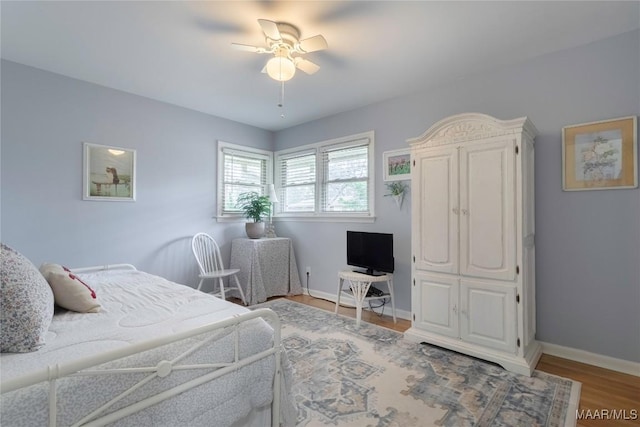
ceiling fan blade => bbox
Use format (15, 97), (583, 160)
(294, 57), (320, 75)
(231, 43), (267, 53)
(298, 35), (328, 53)
(258, 19), (281, 41)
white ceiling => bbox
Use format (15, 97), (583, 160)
(2, 1), (639, 131)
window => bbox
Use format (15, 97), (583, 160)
(275, 131), (374, 220)
(278, 151), (316, 213)
(217, 141), (272, 219)
(321, 142), (369, 213)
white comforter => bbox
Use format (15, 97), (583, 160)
(1, 270), (295, 426)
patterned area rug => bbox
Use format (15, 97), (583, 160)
(254, 299), (580, 427)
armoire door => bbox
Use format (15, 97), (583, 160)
(459, 138), (516, 281)
(413, 273), (459, 338)
(412, 146), (458, 274)
(459, 279), (516, 353)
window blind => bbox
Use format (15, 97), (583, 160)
(221, 149), (268, 214)
(321, 141), (369, 213)
(278, 151), (316, 213)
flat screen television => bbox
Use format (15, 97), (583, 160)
(347, 231), (394, 275)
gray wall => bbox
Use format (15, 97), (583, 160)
(1, 60), (272, 285)
(2, 30), (638, 363)
(274, 30), (640, 363)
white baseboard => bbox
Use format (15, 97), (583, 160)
(303, 288), (412, 321)
(540, 341), (640, 377)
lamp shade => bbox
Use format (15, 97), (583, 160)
(266, 56), (296, 82)
(265, 184), (279, 203)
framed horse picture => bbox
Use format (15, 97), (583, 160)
(83, 143), (136, 201)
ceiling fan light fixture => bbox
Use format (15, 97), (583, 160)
(266, 56), (296, 82)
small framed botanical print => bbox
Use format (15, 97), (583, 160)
(562, 116), (637, 191)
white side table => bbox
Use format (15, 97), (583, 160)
(335, 270), (396, 327)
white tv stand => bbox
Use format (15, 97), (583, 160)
(335, 270), (396, 327)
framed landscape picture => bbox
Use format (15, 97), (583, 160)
(83, 143), (136, 201)
(383, 149), (411, 181)
(562, 116), (637, 191)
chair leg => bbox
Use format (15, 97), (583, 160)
(219, 278), (226, 300)
(233, 274), (247, 305)
(197, 278), (204, 291)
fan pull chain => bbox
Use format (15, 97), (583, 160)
(278, 81), (286, 118)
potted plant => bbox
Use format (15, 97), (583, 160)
(236, 191), (271, 239)
(384, 181), (409, 209)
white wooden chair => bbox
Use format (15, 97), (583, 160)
(191, 232), (246, 305)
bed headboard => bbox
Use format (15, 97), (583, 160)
(70, 264), (137, 273)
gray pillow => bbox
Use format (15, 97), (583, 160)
(1, 243), (54, 352)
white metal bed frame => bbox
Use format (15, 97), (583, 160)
(1, 264), (283, 427)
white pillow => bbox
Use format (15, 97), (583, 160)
(47, 272), (101, 313)
(40, 263), (101, 313)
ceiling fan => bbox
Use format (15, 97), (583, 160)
(232, 19), (328, 82)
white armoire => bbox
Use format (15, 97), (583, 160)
(404, 113), (541, 376)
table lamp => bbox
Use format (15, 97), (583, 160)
(265, 184), (279, 238)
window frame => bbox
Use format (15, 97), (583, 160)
(274, 131), (375, 222)
(217, 141), (273, 221)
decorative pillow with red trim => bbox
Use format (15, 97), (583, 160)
(39, 263), (100, 313)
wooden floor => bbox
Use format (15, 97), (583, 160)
(285, 294), (640, 427)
